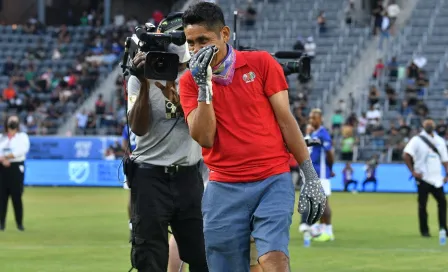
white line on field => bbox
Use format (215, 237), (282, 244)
(0, 245), (445, 253)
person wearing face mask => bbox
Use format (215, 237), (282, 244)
(403, 119), (448, 237)
(0, 115), (30, 231)
(126, 14), (208, 272)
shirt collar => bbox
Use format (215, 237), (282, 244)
(234, 50), (247, 69)
(420, 130), (435, 138)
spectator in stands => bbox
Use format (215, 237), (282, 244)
(2, 81), (16, 106)
(347, 92), (355, 113)
(372, 58), (385, 79)
(56, 25), (71, 44)
(304, 36), (316, 60)
(331, 109), (344, 131)
(407, 61), (420, 80)
(357, 112), (367, 135)
(371, 122), (385, 148)
(405, 83), (418, 106)
(400, 100), (412, 118)
(368, 85), (380, 106)
(2, 56), (15, 76)
(398, 117), (411, 139)
(340, 125), (356, 161)
(388, 126), (403, 161)
(344, 0), (355, 27)
(317, 10), (326, 34)
(342, 162), (358, 192)
(385, 83), (397, 107)
(387, 56), (399, 81)
(416, 71), (429, 97)
(95, 94), (106, 115)
(244, 0), (257, 27)
(363, 155), (378, 192)
(387, 0), (400, 35)
(104, 147), (116, 160)
(415, 100), (429, 119)
(293, 36), (305, 51)
(86, 112), (96, 134)
(378, 11), (390, 50)
(80, 11), (89, 25)
(366, 104), (381, 128)
(372, 0), (384, 35)
(76, 110), (88, 135)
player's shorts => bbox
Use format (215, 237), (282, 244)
(250, 236), (258, 266)
(320, 179), (331, 196)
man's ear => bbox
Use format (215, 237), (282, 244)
(221, 26), (231, 43)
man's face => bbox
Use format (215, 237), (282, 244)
(184, 24), (230, 67)
(309, 112), (321, 129)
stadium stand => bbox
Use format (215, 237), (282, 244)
(349, 0), (448, 162)
(0, 6), (128, 135)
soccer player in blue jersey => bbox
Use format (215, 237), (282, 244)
(122, 124), (136, 233)
(299, 108), (335, 241)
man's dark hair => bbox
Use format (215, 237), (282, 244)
(182, 2), (226, 33)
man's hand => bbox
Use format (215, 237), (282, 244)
(155, 81), (179, 105)
(298, 160), (326, 225)
(412, 171), (423, 180)
(189, 45), (218, 104)
(131, 51), (147, 77)
(2, 159), (10, 168)
(330, 171), (336, 178)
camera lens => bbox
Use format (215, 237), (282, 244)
(152, 57), (169, 74)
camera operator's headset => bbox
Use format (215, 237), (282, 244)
(119, 12), (185, 184)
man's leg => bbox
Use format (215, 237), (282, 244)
(430, 185), (448, 231)
(130, 166), (173, 272)
(251, 172), (295, 272)
(417, 181), (430, 236)
(0, 172), (9, 230)
(168, 236), (185, 272)
(313, 179), (333, 242)
(170, 166), (208, 272)
(202, 181), (252, 272)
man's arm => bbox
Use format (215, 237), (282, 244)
(186, 103), (216, 148)
(268, 91), (310, 164)
(127, 76), (151, 136)
(402, 138), (421, 178)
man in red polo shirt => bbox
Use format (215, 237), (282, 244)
(180, 2), (326, 271)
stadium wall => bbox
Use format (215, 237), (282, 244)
(25, 137), (448, 193)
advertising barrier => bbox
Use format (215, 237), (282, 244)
(24, 160), (448, 192)
(28, 136), (122, 160)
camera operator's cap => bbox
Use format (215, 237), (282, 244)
(158, 12), (191, 64)
(157, 12), (184, 33)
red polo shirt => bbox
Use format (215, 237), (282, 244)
(180, 50), (290, 182)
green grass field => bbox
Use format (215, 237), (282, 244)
(0, 188), (447, 272)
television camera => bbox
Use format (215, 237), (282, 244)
(121, 16), (186, 81)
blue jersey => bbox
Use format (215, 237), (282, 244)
(122, 125), (136, 152)
(309, 126), (332, 179)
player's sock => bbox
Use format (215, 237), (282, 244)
(326, 224), (333, 236)
(129, 220), (132, 230)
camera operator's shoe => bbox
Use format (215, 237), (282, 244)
(17, 225), (25, 231)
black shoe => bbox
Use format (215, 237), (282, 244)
(421, 232), (431, 237)
(17, 225), (24, 231)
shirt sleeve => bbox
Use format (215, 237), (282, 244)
(12, 133), (30, 159)
(403, 137), (417, 157)
(179, 71), (199, 122)
(439, 137), (448, 162)
(321, 129), (333, 152)
(127, 75), (141, 113)
(261, 52), (289, 97)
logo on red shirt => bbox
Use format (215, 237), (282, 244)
(242, 71), (256, 83)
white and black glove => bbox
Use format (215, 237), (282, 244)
(189, 45), (218, 104)
(298, 159), (326, 225)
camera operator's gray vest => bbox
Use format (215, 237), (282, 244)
(127, 73), (202, 166)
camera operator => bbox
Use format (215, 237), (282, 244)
(126, 17), (208, 272)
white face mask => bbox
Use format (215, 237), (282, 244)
(168, 42), (191, 64)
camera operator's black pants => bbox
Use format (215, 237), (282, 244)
(129, 162), (208, 272)
(0, 162), (25, 229)
(416, 179), (447, 235)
